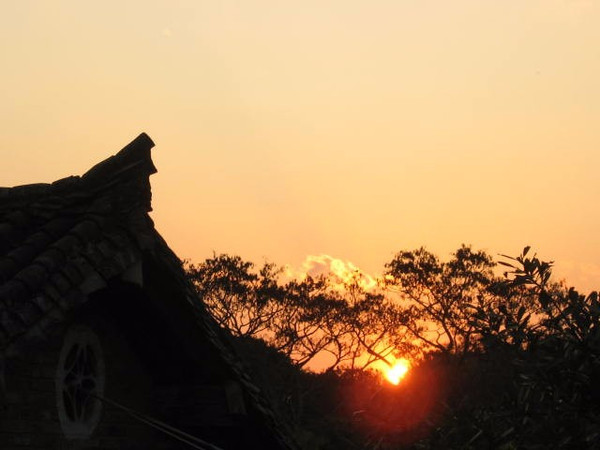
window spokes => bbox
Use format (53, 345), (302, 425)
(56, 326), (105, 439)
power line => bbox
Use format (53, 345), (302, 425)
(92, 393), (225, 450)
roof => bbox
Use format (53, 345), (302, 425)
(0, 133), (297, 449)
(0, 133), (157, 352)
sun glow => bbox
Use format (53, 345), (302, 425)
(385, 359), (410, 385)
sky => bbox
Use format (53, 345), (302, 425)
(2, 0), (599, 292)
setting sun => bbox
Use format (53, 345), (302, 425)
(385, 359), (410, 385)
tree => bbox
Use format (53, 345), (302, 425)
(383, 245), (499, 356)
(341, 271), (414, 369)
(415, 248), (600, 449)
(185, 254), (285, 337)
(187, 254), (413, 372)
(269, 274), (353, 370)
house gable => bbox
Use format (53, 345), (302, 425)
(0, 134), (296, 449)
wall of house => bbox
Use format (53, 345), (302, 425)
(0, 278), (285, 450)
(0, 299), (182, 450)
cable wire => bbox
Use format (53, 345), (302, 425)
(92, 393), (225, 450)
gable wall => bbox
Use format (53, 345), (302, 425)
(0, 303), (179, 450)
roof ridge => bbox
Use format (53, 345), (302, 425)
(81, 132), (156, 186)
(0, 133), (156, 216)
(0, 133), (155, 201)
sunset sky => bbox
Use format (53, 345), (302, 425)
(2, 1), (599, 291)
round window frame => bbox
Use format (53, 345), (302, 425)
(55, 325), (105, 439)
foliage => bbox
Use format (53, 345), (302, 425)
(384, 245), (501, 356)
(186, 247), (600, 449)
(270, 275), (352, 368)
(186, 254), (285, 336)
(415, 248), (600, 449)
(186, 254), (409, 371)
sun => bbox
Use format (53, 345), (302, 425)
(385, 359), (410, 385)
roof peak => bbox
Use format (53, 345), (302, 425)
(81, 132), (156, 185)
(0, 133), (156, 205)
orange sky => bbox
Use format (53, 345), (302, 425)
(2, 1), (599, 292)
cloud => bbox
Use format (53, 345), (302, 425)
(285, 254), (378, 290)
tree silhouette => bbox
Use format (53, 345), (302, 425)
(186, 254), (411, 371)
(383, 245), (499, 356)
(186, 254), (284, 337)
(186, 247), (600, 448)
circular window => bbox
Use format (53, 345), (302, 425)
(56, 325), (105, 439)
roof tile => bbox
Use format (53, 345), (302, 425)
(30, 308), (66, 341)
(42, 285), (63, 309)
(60, 263), (84, 286)
(13, 264), (49, 294)
(31, 295), (54, 314)
(68, 254), (98, 281)
(51, 175), (80, 190)
(0, 310), (26, 338)
(6, 244), (38, 269)
(0, 257), (19, 283)
(42, 217), (76, 239)
(93, 258), (122, 281)
(0, 281), (30, 308)
(22, 231), (53, 255)
(10, 299), (42, 327)
(50, 234), (81, 256)
(95, 239), (117, 259)
(82, 243), (104, 268)
(4, 184), (50, 200)
(48, 272), (72, 297)
(4, 210), (32, 229)
(33, 248), (67, 274)
(62, 289), (86, 309)
(70, 219), (102, 243)
(0, 223), (24, 252)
